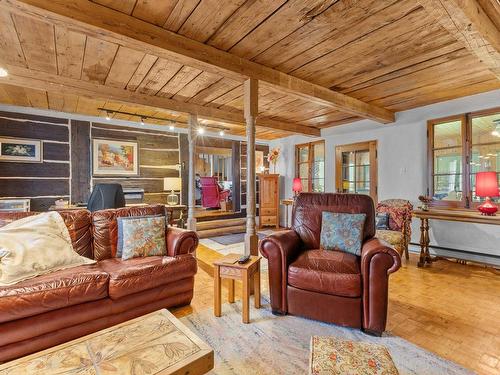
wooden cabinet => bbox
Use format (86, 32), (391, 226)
(258, 173), (279, 229)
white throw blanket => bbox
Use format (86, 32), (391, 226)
(0, 212), (95, 286)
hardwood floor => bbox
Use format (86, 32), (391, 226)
(172, 245), (500, 375)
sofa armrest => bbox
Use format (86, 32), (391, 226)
(360, 237), (401, 335)
(259, 230), (303, 314)
(166, 227), (199, 257)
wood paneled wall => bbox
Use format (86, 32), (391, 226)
(0, 110), (181, 210)
(0, 110), (269, 212)
(0, 111), (70, 211)
(90, 122), (180, 204)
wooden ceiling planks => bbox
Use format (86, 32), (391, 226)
(105, 46), (145, 89)
(0, 0), (498, 139)
(253, 0), (396, 69)
(206, 0), (286, 51)
(11, 13), (57, 74)
(177, 0), (246, 43)
(81, 37), (118, 84)
(0, 12), (26, 66)
(55, 27), (86, 80)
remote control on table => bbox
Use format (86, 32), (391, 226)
(237, 255), (251, 264)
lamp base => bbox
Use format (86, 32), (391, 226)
(167, 190), (179, 206)
(478, 197), (498, 216)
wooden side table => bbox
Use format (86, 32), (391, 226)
(213, 254), (261, 324)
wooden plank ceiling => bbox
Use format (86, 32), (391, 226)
(0, 0), (499, 140)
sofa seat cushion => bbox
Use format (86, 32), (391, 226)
(288, 249), (361, 298)
(0, 265), (109, 323)
(97, 255), (197, 300)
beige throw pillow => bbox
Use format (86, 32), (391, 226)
(0, 212), (95, 286)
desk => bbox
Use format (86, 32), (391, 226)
(413, 208), (500, 267)
(280, 198), (294, 229)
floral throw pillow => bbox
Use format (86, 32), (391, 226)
(117, 215), (166, 260)
(320, 212), (366, 256)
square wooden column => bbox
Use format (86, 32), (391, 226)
(187, 113), (197, 231)
(244, 78), (258, 256)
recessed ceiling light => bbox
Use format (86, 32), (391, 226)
(169, 125), (175, 131)
(0, 68), (8, 77)
(197, 127), (205, 134)
(140, 117), (145, 126)
(219, 130), (225, 137)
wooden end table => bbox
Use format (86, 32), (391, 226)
(213, 254), (261, 324)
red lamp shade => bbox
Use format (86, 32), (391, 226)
(476, 171), (499, 216)
(476, 171), (499, 197)
(292, 178), (303, 195)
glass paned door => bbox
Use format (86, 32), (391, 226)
(295, 141), (325, 193)
(335, 141), (377, 202)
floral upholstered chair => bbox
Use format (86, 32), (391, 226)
(375, 199), (413, 260)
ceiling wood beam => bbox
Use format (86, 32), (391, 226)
(0, 0), (395, 124)
(0, 64), (320, 136)
(417, 0), (500, 79)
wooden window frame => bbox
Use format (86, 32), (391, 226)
(295, 140), (325, 193)
(427, 106), (500, 209)
(335, 140), (378, 203)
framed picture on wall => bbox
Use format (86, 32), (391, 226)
(92, 138), (139, 176)
(0, 137), (42, 163)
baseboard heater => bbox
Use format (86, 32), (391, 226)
(409, 242), (500, 268)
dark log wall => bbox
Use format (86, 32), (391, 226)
(0, 111), (70, 211)
(0, 110), (269, 212)
(90, 122), (180, 205)
(0, 110), (181, 211)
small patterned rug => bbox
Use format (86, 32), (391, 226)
(181, 299), (473, 375)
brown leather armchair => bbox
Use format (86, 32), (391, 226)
(259, 193), (401, 336)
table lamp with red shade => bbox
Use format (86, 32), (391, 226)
(476, 171), (499, 215)
(292, 178), (303, 198)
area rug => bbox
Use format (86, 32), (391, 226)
(209, 232), (266, 246)
(181, 299), (473, 375)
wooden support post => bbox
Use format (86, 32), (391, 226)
(187, 113), (197, 231)
(244, 78), (259, 256)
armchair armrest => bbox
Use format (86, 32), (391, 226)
(166, 227), (199, 257)
(360, 237), (401, 335)
(259, 230), (303, 314)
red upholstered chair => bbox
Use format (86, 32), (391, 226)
(200, 177), (230, 209)
(259, 193), (401, 336)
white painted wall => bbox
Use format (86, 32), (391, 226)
(271, 89), (500, 265)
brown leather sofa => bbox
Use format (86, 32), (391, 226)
(0, 205), (198, 362)
(259, 193), (401, 336)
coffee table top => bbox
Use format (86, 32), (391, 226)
(213, 253), (261, 269)
(0, 309), (213, 375)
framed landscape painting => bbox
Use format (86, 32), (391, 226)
(92, 138), (139, 176)
(0, 137), (42, 163)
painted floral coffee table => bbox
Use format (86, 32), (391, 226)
(0, 309), (214, 375)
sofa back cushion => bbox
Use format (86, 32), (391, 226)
(292, 193), (375, 250)
(0, 210), (93, 258)
(91, 205), (166, 260)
